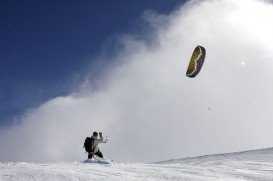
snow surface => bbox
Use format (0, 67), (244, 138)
(1, 148), (273, 181)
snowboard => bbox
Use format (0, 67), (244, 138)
(83, 157), (113, 164)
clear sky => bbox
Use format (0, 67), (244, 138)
(0, 0), (183, 125)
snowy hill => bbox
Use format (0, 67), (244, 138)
(1, 148), (273, 181)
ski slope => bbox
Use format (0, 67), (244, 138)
(1, 148), (273, 181)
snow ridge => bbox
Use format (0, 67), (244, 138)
(1, 148), (273, 180)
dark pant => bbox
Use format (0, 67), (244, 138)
(88, 148), (103, 159)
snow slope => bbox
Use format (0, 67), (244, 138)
(1, 148), (273, 181)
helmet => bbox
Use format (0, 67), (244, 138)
(93, 132), (98, 137)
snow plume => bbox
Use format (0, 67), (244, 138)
(1, 0), (273, 163)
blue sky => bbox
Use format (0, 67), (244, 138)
(0, 0), (184, 125)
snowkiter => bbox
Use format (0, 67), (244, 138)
(84, 132), (107, 159)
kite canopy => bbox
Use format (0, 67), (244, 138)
(186, 45), (206, 78)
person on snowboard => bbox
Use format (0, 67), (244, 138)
(84, 131), (107, 159)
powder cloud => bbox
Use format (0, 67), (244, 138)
(0, 0), (273, 163)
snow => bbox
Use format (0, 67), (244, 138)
(1, 148), (273, 181)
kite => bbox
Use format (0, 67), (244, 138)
(186, 45), (206, 78)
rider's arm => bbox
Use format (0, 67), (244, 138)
(99, 132), (107, 143)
